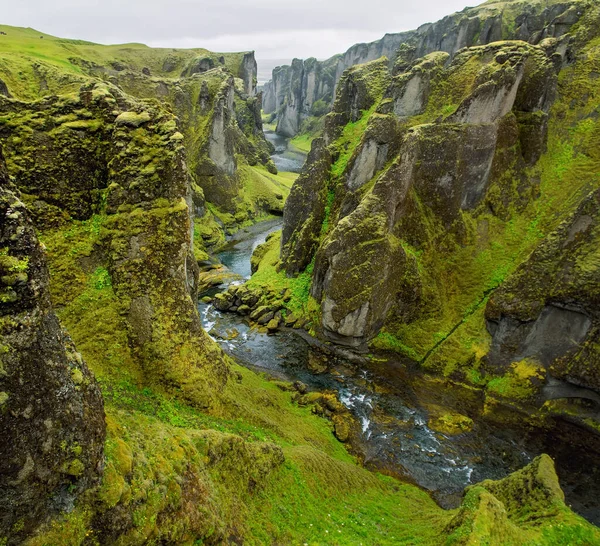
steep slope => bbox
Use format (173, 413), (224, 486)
(0, 82), (233, 406)
(1, 5), (599, 546)
(263, 0), (587, 137)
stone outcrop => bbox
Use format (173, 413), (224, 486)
(486, 188), (600, 398)
(0, 78), (10, 98)
(102, 63), (274, 218)
(0, 155), (105, 544)
(0, 38), (274, 227)
(266, 0), (600, 437)
(263, 0), (587, 137)
(446, 455), (569, 543)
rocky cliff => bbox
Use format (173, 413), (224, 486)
(258, 0), (600, 434)
(0, 26), (284, 237)
(263, 0), (587, 137)
(0, 82), (231, 406)
(1, 6), (599, 545)
(0, 150), (105, 544)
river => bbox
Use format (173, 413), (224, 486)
(264, 129), (307, 173)
(198, 133), (600, 525)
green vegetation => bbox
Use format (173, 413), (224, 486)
(3, 4), (600, 544)
(246, 231), (315, 318)
(0, 24), (250, 101)
(486, 359), (546, 401)
(289, 132), (314, 153)
(237, 162), (297, 215)
(29, 212), (599, 544)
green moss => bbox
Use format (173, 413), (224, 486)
(62, 119), (103, 131)
(0, 24), (252, 101)
(289, 133), (315, 153)
(237, 162), (297, 216)
(486, 359), (545, 402)
(245, 231), (314, 319)
(331, 104), (377, 180)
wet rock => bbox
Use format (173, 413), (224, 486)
(237, 304), (251, 315)
(266, 317), (280, 331)
(293, 381), (308, 394)
(427, 407), (474, 436)
(257, 311), (275, 326)
(284, 312), (298, 327)
(250, 305), (271, 321)
(213, 292), (234, 311)
(307, 352), (329, 374)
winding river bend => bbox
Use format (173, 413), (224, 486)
(198, 134), (600, 525)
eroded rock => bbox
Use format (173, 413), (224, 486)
(0, 177), (105, 543)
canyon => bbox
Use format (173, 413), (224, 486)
(1, 0), (600, 544)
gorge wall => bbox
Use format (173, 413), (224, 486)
(0, 151), (105, 543)
(253, 0), (600, 436)
(0, 28), (288, 242)
(263, 0), (587, 136)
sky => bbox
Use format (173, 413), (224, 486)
(2, 0), (474, 67)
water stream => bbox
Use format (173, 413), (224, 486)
(198, 134), (600, 524)
(264, 129), (307, 173)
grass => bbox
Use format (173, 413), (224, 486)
(238, 162), (297, 214)
(330, 105), (378, 180)
(31, 214), (461, 544)
(245, 231), (315, 318)
(289, 133), (314, 153)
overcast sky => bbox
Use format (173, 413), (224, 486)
(3, 0), (474, 61)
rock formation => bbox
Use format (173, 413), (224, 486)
(0, 149), (105, 544)
(1, 4), (600, 544)
(266, 0), (600, 434)
(0, 83), (230, 407)
(0, 35), (278, 232)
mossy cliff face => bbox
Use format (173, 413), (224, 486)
(263, 0), (588, 138)
(273, 1), (600, 431)
(101, 66), (275, 219)
(0, 170), (105, 544)
(282, 41), (555, 345)
(0, 82), (230, 407)
(0, 17), (599, 546)
(0, 26), (279, 231)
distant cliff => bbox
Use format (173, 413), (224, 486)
(263, 0), (585, 137)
